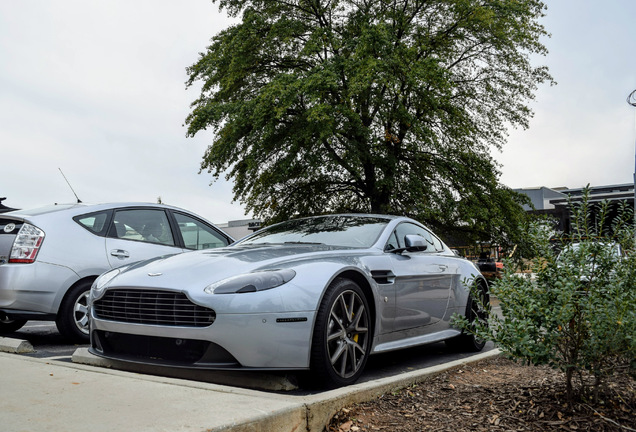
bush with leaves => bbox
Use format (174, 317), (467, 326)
(455, 190), (636, 401)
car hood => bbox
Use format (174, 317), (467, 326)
(110, 243), (366, 290)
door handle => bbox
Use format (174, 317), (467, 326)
(438, 264), (448, 271)
(110, 249), (130, 259)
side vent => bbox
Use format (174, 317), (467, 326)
(371, 270), (395, 284)
(276, 317), (308, 323)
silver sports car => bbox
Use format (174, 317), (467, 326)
(88, 214), (488, 387)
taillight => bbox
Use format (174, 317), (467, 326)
(9, 223), (45, 264)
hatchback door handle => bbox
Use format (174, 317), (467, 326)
(438, 264), (448, 270)
(110, 249), (130, 259)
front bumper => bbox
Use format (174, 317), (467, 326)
(89, 309), (315, 370)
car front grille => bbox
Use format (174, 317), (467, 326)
(93, 289), (215, 327)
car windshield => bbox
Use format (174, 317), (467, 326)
(238, 215), (391, 248)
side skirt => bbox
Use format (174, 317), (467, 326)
(371, 329), (461, 354)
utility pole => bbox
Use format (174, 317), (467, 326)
(628, 89), (636, 245)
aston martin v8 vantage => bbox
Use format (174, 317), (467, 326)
(88, 214), (488, 387)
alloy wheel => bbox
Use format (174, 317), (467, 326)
(326, 289), (369, 379)
(73, 290), (90, 335)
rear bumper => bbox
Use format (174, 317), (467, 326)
(0, 261), (79, 314)
(0, 308), (56, 321)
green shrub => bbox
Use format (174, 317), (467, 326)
(456, 189), (636, 401)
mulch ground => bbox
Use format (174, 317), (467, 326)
(326, 356), (635, 432)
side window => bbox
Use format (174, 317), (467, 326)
(393, 223), (436, 252)
(74, 211), (110, 236)
(174, 213), (229, 250)
(385, 231), (400, 251)
(431, 234), (444, 252)
(108, 209), (175, 246)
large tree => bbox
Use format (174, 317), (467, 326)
(185, 0), (551, 245)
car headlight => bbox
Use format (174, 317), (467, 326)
(205, 269), (296, 294)
(92, 267), (125, 299)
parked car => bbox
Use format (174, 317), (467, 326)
(0, 197), (18, 214)
(558, 241), (624, 260)
(0, 202), (233, 342)
(88, 214), (488, 388)
(476, 252), (504, 280)
(557, 241), (624, 280)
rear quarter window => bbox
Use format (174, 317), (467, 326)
(74, 211), (111, 236)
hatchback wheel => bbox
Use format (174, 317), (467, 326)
(56, 281), (92, 343)
(0, 314), (27, 334)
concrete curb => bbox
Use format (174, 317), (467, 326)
(209, 405), (307, 432)
(0, 336), (34, 354)
(72, 346), (501, 431)
(3, 344), (500, 431)
(0, 351), (308, 432)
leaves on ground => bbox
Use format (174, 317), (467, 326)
(327, 357), (635, 432)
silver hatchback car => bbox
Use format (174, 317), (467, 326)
(0, 202), (232, 342)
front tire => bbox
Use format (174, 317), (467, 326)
(56, 281), (92, 343)
(310, 278), (372, 388)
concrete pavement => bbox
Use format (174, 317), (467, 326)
(0, 339), (500, 432)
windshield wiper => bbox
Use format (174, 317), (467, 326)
(283, 241), (324, 245)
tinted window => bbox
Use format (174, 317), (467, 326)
(174, 213), (229, 250)
(109, 209), (175, 246)
(240, 215), (390, 248)
(75, 211), (110, 236)
(431, 235), (444, 252)
(385, 231), (400, 251)
(392, 223), (442, 252)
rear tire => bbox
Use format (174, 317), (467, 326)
(56, 281), (92, 344)
(309, 278), (372, 388)
(446, 286), (489, 352)
(0, 315), (27, 334)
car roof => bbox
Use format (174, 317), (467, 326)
(4, 202), (192, 219)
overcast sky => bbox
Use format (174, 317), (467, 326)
(1, 1), (635, 224)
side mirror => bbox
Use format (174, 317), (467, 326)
(404, 235), (428, 252)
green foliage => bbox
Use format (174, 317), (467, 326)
(186, 0), (551, 245)
(456, 189), (636, 401)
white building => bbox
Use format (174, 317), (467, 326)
(216, 219), (262, 241)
